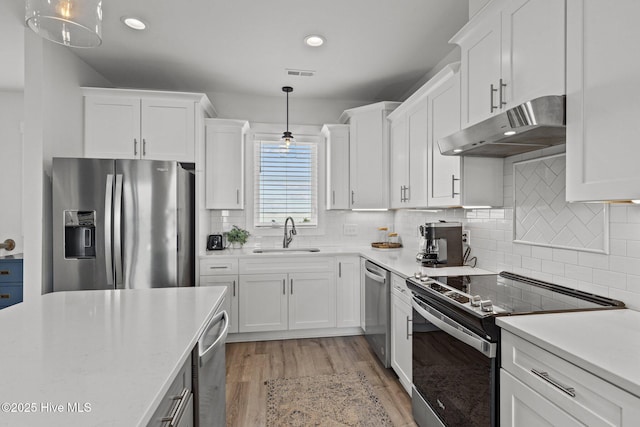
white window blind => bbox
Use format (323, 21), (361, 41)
(254, 140), (318, 227)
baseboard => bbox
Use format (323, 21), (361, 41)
(226, 327), (364, 343)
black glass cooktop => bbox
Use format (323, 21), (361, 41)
(407, 271), (625, 318)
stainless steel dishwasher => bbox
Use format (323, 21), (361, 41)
(363, 260), (391, 368)
(193, 309), (229, 427)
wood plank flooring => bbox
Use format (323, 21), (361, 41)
(226, 335), (417, 426)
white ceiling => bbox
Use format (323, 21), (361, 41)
(67, 0), (469, 102)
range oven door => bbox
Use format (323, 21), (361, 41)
(411, 295), (498, 427)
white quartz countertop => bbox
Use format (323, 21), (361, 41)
(0, 287), (226, 427)
(497, 309), (640, 398)
(201, 245), (494, 279)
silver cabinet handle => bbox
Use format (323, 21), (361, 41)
(400, 186), (404, 203)
(283, 279), (286, 295)
(208, 266), (228, 270)
(332, 190), (336, 205)
(236, 189), (240, 205)
(162, 388), (190, 424)
(451, 175), (460, 198)
(405, 185), (410, 202)
(133, 138), (138, 156)
(290, 278), (293, 294)
(338, 262), (342, 278)
(499, 78), (507, 108)
(531, 369), (576, 397)
(233, 280), (236, 297)
(142, 138), (147, 156)
(406, 315), (412, 340)
(351, 190), (355, 205)
(490, 83), (498, 113)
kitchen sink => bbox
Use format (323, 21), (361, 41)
(252, 247), (321, 254)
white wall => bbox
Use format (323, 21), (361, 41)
(0, 91), (24, 256)
(394, 145), (640, 311)
(207, 91), (370, 125)
(23, 30), (111, 299)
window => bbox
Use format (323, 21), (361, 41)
(254, 139), (318, 227)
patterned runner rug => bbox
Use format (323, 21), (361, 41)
(266, 371), (393, 426)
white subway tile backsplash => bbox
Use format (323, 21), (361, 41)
(609, 206), (628, 223)
(611, 222), (640, 241)
(626, 206), (640, 223)
(578, 252), (609, 270)
(625, 241), (640, 258)
(541, 260), (565, 276)
(593, 268), (626, 290)
(552, 248), (578, 265)
(513, 243), (532, 257)
(609, 288), (640, 311)
(564, 264), (593, 282)
(521, 256), (542, 271)
(531, 246), (553, 260)
(610, 239), (627, 256)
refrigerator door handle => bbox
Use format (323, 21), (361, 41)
(114, 174), (124, 288)
(104, 174), (114, 285)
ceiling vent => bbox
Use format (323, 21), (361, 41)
(286, 69), (316, 77)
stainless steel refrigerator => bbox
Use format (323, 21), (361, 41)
(52, 158), (195, 291)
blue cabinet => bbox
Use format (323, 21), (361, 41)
(0, 256), (23, 309)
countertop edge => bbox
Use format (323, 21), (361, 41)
(137, 289), (226, 426)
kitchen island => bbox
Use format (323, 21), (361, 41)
(0, 286), (226, 426)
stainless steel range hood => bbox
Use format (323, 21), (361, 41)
(438, 95), (565, 157)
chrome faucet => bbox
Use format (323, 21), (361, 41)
(283, 217), (297, 248)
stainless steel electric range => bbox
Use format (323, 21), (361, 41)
(406, 271), (625, 427)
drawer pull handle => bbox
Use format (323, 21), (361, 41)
(1, 294), (10, 299)
(209, 266), (228, 269)
(0, 270), (10, 275)
(531, 369), (576, 397)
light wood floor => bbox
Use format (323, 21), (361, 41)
(225, 335), (416, 426)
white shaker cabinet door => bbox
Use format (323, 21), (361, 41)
(336, 256), (360, 328)
(288, 272), (336, 330)
(84, 96), (141, 159)
(566, 0), (640, 201)
(323, 124), (350, 210)
(141, 98), (195, 162)
(389, 114), (409, 209)
(406, 101), (429, 208)
(390, 290), (412, 395)
(205, 120), (248, 209)
(500, 0), (565, 108)
(238, 274), (288, 333)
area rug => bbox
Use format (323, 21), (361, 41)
(266, 371), (394, 426)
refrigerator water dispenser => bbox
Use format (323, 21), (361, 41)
(64, 211), (96, 259)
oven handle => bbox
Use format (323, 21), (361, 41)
(412, 297), (496, 358)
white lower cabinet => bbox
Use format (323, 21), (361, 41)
(336, 256), (361, 328)
(390, 273), (412, 395)
(199, 275), (239, 334)
(288, 272), (336, 330)
(500, 330), (640, 426)
(238, 273), (288, 333)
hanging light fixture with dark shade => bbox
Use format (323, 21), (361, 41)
(25, 0), (103, 48)
(281, 86), (295, 148)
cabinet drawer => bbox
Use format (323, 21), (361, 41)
(146, 353), (193, 427)
(0, 284), (23, 308)
(0, 260), (23, 283)
(390, 273), (411, 305)
(502, 330), (640, 426)
(199, 258), (238, 275)
(240, 257), (334, 274)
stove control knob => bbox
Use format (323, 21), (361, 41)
(470, 295), (482, 307)
(480, 300), (493, 312)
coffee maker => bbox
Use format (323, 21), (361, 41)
(416, 221), (463, 267)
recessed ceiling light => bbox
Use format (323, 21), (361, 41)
(453, 149), (463, 153)
(304, 35), (325, 47)
(122, 17), (147, 30)
(504, 130), (517, 136)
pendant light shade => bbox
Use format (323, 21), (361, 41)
(25, 0), (103, 48)
(281, 86), (295, 148)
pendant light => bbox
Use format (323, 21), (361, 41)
(281, 86), (295, 148)
(25, 0), (103, 48)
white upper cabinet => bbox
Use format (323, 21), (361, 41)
(451, 0), (565, 128)
(566, 0), (640, 202)
(322, 125), (350, 210)
(83, 88), (214, 162)
(389, 100), (429, 208)
(340, 102), (400, 209)
(205, 119), (249, 209)
(427, 65), (504, 208)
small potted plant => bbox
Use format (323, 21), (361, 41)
(226, 225), (250, 249)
